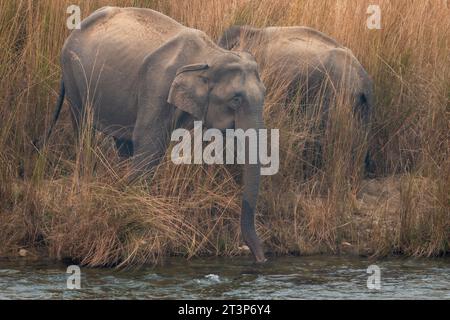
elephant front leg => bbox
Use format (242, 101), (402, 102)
(114, 137), (134, 158)
(130, 118), (171, 182)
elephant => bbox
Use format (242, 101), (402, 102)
(218, 26), (374, 173)
(45, 7), (267, 263)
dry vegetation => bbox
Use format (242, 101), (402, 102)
(0, 0), (449, 267)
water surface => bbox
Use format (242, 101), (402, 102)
(0, 256), (448, 299)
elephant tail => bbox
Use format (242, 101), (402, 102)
(33, 79), (65, 150)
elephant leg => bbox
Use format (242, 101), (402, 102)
(68, 103), (96, 142)
(62, 62), (85, 141)
(68, 104), (82, 140)
(131, 137), (167, 181)
(364, 149), (376, 177)
(302, 139), (323, 179)
(130, 111), (172, 181)
(114, 137), (134, 158)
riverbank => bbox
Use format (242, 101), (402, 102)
(0, 1), (449, 266)
(1, 174), (448, 266)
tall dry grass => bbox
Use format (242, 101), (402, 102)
(0, 0), (449, 266)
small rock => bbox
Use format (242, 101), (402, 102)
(238, 245), (250, 252)
(18, 249), (28, 257)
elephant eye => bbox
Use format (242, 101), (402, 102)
(229, 96), (242, 110)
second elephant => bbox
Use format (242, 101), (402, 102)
(218, 26), (374, 173)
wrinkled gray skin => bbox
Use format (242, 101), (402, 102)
(218, 26), (374, 171)
(51, 8), (267, 262)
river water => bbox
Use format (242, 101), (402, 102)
(0, 256), (448, 299)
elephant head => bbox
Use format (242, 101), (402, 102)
(166, 48), (267, 263)
(218, 25), (262, 51)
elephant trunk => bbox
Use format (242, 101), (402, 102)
(235, 106), (266, 263)
(241, 163), (266, 263)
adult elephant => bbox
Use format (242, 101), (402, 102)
(46, 7), (267, 263)
(218, 26), (374, 173)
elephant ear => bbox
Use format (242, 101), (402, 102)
(167, 63), (209, 120)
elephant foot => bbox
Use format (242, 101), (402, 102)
(246, 242), (267, 263)
(255, 256), (267, 264)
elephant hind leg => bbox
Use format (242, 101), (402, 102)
(114, 137), (134, 158)
(302, 139), (323, 179)
(68, 103), (82, 140)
